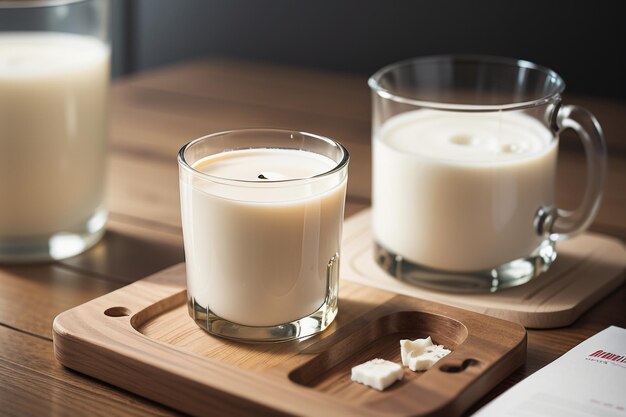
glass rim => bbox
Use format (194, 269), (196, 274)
(177, 128), (350, 185)
(0, 0), (87, 8)
(368, 54), (566, 112)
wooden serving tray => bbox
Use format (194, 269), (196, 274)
(53, 263), (526, 417)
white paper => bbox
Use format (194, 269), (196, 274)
(474, 326), (626, 417)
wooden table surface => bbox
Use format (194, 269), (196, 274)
(1, 58), (625, 416)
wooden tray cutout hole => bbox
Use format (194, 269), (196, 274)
(289, 311), (467, 400)
(104, 306), (132, 317)
(440, 358), (480, 373)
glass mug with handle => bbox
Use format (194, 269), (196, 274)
(369, 55), (607, 291)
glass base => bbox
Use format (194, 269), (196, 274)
(187, 253), (341, 343)
(375, 240), (557, 293)
(188, 296), (338, 343)
(0, 208), (107, 263)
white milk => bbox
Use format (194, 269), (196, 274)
(181, 149), (347, 326)
(0, 32), (110, 238)
(373, 110), (557, 271)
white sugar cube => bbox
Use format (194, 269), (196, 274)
(351, 358), (404, 391)
(400, 336), (433, 366)
(400, 337), (451, 371)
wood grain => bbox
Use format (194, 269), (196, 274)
(0, 264), (121, 340)
(109, 85), (370, 149)
(0, 326), (180, 417)
(555, 134), (626, 240)
(119, 57), (371, 123)
(0, 216), (187, 341)
(53, 264), (527, 417)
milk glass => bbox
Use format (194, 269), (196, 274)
(369, 56), (607, 291)
(0, 0), (110, 262)
(178, 129), (349, 342)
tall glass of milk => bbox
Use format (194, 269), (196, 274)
(178, 129), (349, 342)
(369, 56), (607, 292)
(0, 0), (110, 262)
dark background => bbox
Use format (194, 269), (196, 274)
(112, 0), (625, 99)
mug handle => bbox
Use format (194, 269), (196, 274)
(536, 104), (608, 240)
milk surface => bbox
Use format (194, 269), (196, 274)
(373, 110), (557, 271)
(0, 33), (110, 237)
(181, 149), (346, 326)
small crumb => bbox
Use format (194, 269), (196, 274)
(351, 358), (404, 391)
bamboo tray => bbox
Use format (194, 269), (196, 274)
(53, 263), (526, 417)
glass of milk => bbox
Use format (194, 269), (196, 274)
(178, 129), (349, 342)
(369, 55), (607, 292)
(0, 0), (110, 262)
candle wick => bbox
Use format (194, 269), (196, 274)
(258, 174), (268, 180)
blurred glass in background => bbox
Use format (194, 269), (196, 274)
(0, 0), (110, 262)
